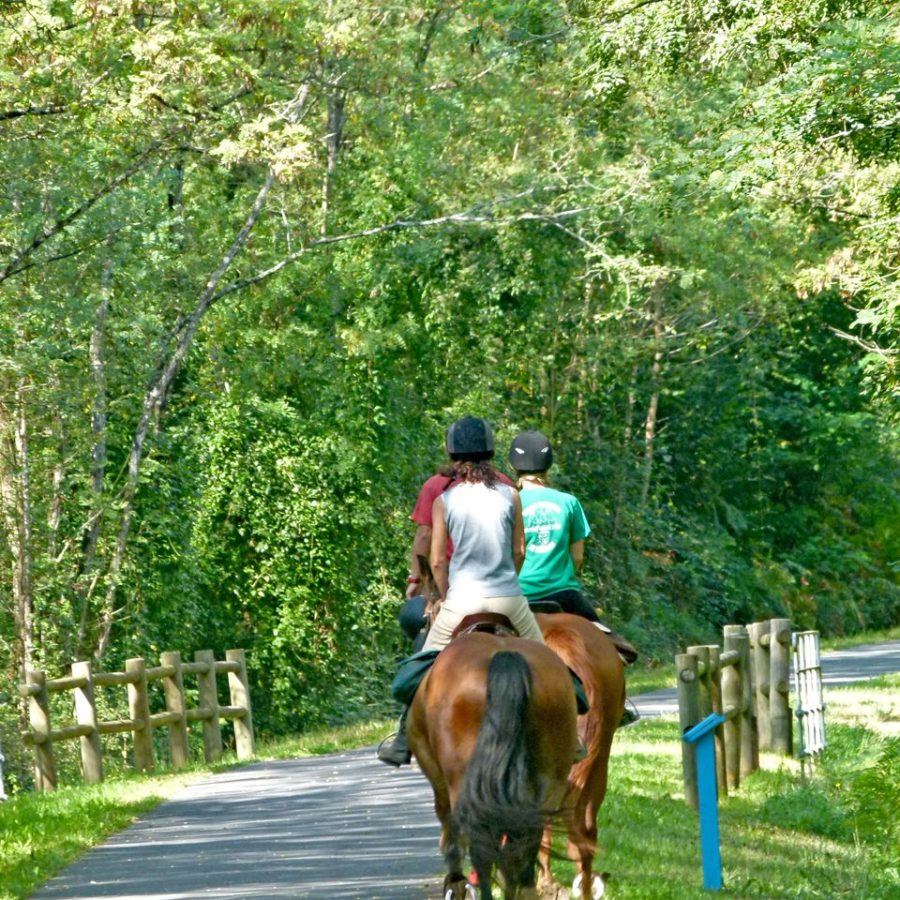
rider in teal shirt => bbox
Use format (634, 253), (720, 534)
(509, 430), (640, 722)
(517, 483), (591, 601)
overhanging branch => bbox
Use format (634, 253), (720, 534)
(209, 200), (592, 305)
(0, 142), (163, 285)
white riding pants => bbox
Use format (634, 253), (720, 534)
(422, 593), (545, 652)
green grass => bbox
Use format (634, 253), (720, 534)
(2, 650), (897, 899)
(624, 661), (675, 696)
(545, 673), (900, 899)
(818, 625), (900, 652)
(0, 773), (195, 900)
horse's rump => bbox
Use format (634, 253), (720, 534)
(537, 612), (625, 758)
(408, 632), (579, 898)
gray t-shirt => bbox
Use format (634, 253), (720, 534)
(444, 482), (521, 600)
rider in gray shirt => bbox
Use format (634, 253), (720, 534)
(423, 417), (544, 650)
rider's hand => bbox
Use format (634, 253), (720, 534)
(406, 581), (422, 599)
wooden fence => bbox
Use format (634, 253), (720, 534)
(20, 649), (254, 792)
(676, 618), (792, 808)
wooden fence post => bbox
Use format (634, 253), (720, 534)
(770, 618), (793, 756)
(226, 649), (255, 760)
(196, 650), (222, 762)
(747, 621), (772, 751)
(160, 651), (190, 768)
(126, 658), (155, 772)
(26, 669), (56, 792)
(688, 645), (712, 718)
(706, 645), (727, 796)
(722, 626), (744, 790)
(71, 661), (103, 784)
(676, 652), (700, 809)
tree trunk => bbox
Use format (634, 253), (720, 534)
(75, 256), (112, 656)
(321, 88), (345, 234)
(612, 363), (639, 544)
(0, 383), (36, 676)
(640, 281), (665, 509)
(94, 168), (277, 659)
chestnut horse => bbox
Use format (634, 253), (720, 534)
(408, 631), (580, 900)
(535, 612), (625, 900)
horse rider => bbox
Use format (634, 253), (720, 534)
(378, 415), (546, 766)
(509, 429), (640, 724)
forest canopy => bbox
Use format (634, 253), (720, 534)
(1, 1), (897, 764)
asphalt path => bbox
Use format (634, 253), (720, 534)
(33, 750), (444, 900)
(32, 640), (900, 900)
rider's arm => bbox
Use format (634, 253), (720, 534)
(406, 524), (433, 598)
(430, 496), (450, 602)
(569, 539), (585, 572)
(512, 490), (526, 573)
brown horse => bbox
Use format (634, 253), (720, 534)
(535, 612), (625, 900)
(408, 631), (580, 900)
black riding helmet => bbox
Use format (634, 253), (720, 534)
(446, 415), (495, 460)
(508, 429), (553, 473)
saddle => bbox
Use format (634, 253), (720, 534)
(451, 612), (518, 640)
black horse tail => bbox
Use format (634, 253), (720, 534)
(454, 651), (546, 893)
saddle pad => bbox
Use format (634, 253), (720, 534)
(391, 649), (440, 704)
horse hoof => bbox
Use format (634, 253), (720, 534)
(444, 886), (478, 900)
(572, 872), (605, 898)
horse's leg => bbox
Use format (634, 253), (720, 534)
(434, 789), (469, 898)
(536, 820), (555, 895)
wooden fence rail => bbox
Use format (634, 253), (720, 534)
(20, 648), (254, 792)
(676, 618), (792, 808)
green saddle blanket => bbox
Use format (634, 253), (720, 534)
(391, 649), (440, 704)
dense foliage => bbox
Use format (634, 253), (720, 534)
(1, 1), (897, 783)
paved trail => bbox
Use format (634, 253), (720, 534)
(33, 750), (443, 900)
(33, 640), (900, 900)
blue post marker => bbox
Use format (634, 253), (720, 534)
(683, 713), (727, 891)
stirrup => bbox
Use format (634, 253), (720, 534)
(618, 700), (640, 728)
(376, 732), (411, 767)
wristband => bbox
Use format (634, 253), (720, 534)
(406, 575), (421, 584)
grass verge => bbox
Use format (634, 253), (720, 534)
(547, 672), (899, 899)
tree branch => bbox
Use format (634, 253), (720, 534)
(0, 104), (66, 122)
(0, 143), (162, 285)
(94, 167), (277, 659)
(210, 198), (590, 304)
(830, 327), (898, 357)
(600, 0), (668, 23)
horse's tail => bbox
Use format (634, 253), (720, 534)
(454, 650), (546, 883)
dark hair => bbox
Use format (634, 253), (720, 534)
(452, 459), (500, 489)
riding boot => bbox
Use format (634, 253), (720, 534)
(377, 705), (412, 767)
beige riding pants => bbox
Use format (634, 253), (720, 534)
(422, 593), (545, 652)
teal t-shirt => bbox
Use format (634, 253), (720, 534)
(517, 485), (591, 599)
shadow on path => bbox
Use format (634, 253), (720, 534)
(33, 749), (443, 900)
